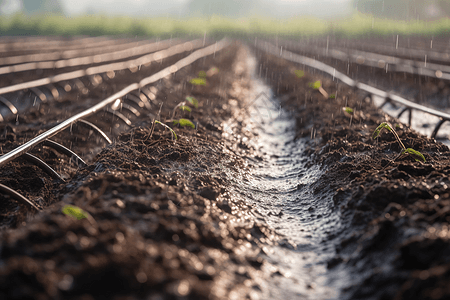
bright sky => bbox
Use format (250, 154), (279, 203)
(1, 0), (353, 17)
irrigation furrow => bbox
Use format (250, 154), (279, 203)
(220, 48), (345, 298)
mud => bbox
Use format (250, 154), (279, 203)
(0, 42), (283, 299)
(258, 47), (450, 299)
(1, 38), (450, 300)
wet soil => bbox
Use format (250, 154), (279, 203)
(1, 38), (450, 300)
(277, 37), (450, 110)
(0, 42), (287, 299)
(257, 47), (450, 299)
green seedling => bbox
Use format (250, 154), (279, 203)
(173, 118), (195, 129)
(198, 71), (207, 78)
(308, 80), (328, 98)
(329, 93), (336, 99)
(343, 107), (354, 114)
(185, 96), (199, 108)
(62, 205), (89, 221)
(189, 78), (206, 86)
(401, 148), (426, 162)
(179, 105), (191, 112)
(309, 80), (321, 89)
(373, 122), (425, 162)
(155, 120), (177, 140)
(294, 70), (305, 78)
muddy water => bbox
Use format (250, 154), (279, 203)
(223, 50), (349, 299)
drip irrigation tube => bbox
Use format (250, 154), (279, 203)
(257, 40), (450, 139)
(0, 38), (178, 75)
(279, 41), (450, 80)
(0, 39), (230, 169)
(0, 39), (203, 97)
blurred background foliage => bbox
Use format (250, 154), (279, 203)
(0, 0), (448, 37)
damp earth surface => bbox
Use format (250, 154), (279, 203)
(0, 41), (450, 300)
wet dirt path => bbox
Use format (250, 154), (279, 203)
(223, 48), (347, 299)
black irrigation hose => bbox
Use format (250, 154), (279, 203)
(256, 40), (450, 139)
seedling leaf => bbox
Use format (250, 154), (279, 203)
(294, 70), (305, 78)
(179, 105), (191, 112)
(402, 148), (426, 162)
(174, 118), (195, 129)
(309, 80), (321, 89)
(372, 122), (392, 139)
(189, 78), (206, 86)
(155, 120), (177, 140)
(185, 96), (199, 108)
(198, 71), (207, 78)
(329, 93), (336, 99)
(62, 205), (89, 221)
(343, 107), (354, 114)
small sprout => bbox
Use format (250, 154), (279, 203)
(294, 70), (305, 78)
(62, 205), (89, 221)
(395, 123), (401, 128)
(185, 96), (199, 108)
(309, 80), (321, 89)
(402, 148), (426, 162)
(343, 107), (354, 114)
(329, 93), (336, 99)
(173, 118), (195, 129)
(372, 122), (425, 164)
(189, 78), (206, 86)
(198, 71), (207, 78)
(372, 122), (393, 140)
(179, 105), (191, 112)
(155, 120), (177, 140)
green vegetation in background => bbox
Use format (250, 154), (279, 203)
(0, 12), (448, 37)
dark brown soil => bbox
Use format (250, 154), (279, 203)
(1, 38), (450, 300)
(0, 42), (282, 300)
(258, 46), (450, 300)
